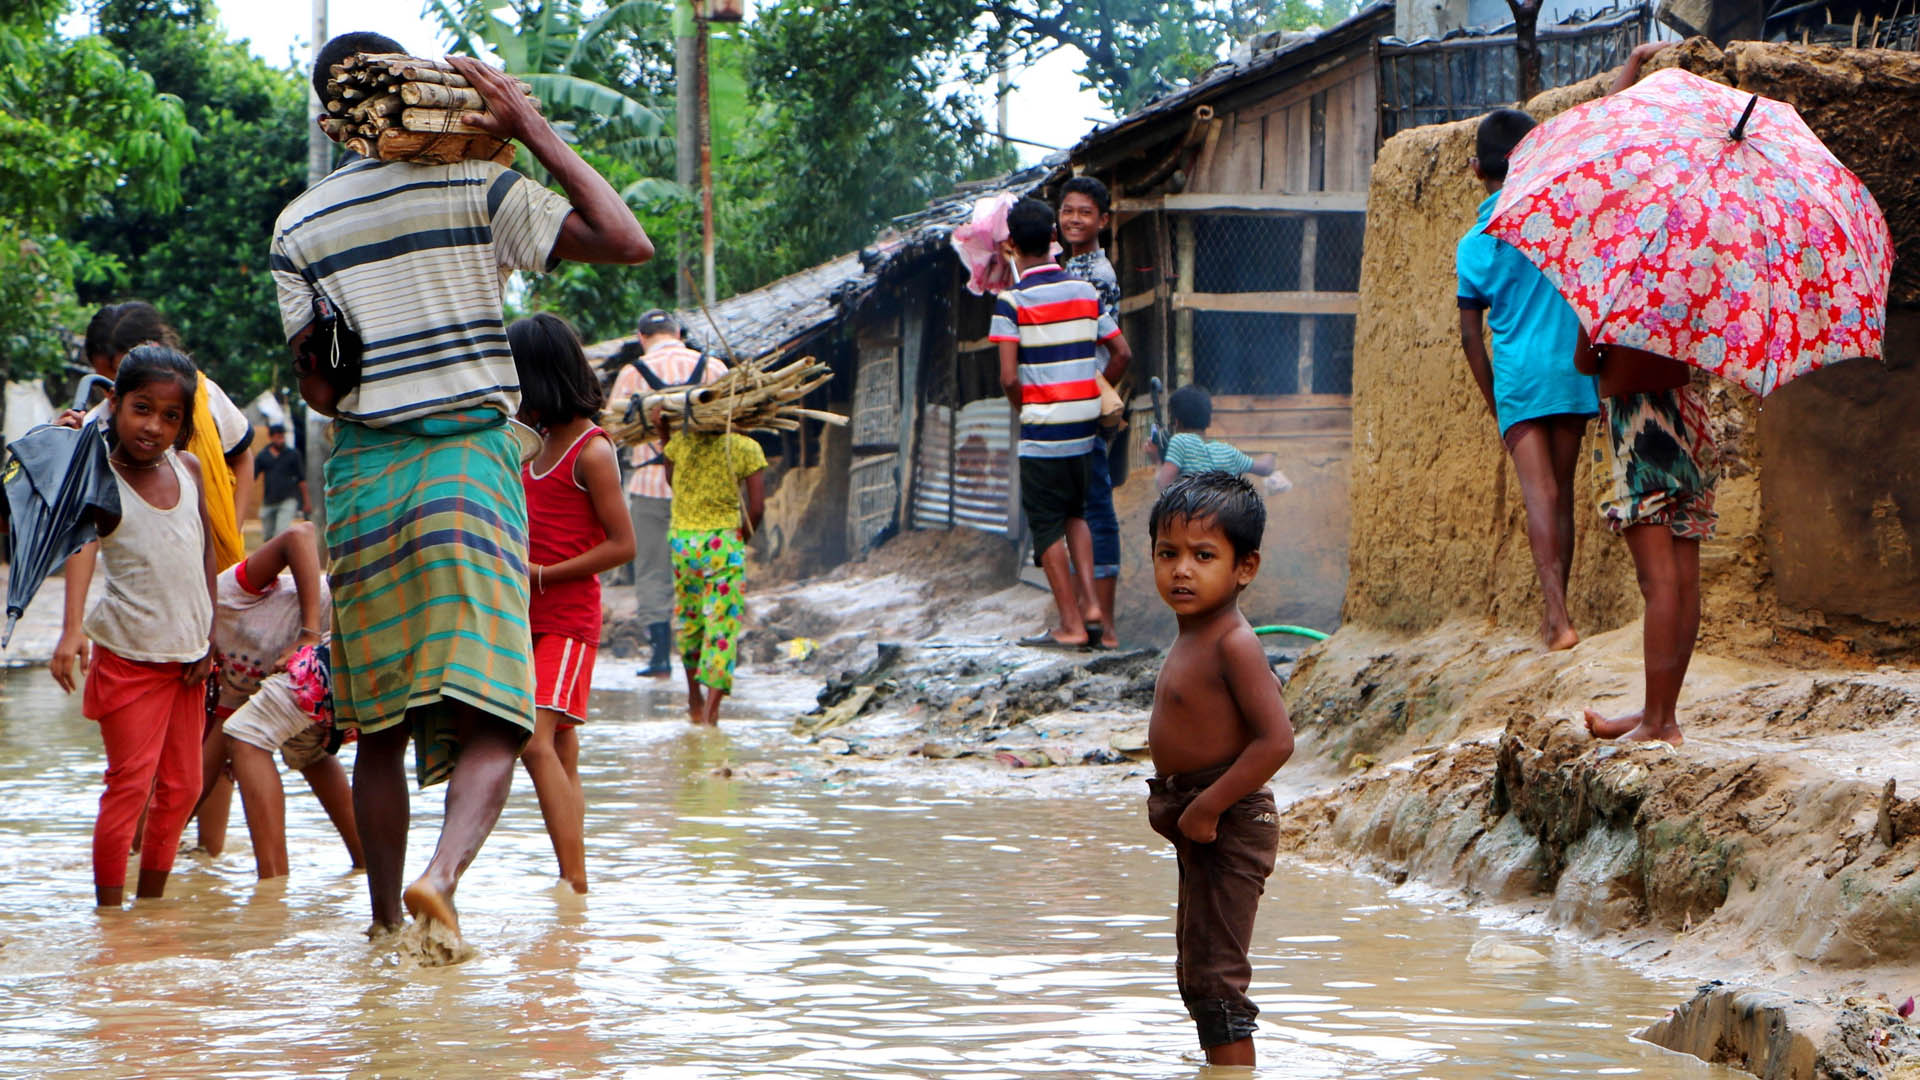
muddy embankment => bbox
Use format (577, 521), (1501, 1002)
(1294, 38), (1920, 1079)
(594, 41), (1920, 1077)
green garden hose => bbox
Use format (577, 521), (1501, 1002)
(1251, 624), (1330, 642)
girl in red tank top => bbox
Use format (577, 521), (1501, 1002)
(509, 314), (636, 894)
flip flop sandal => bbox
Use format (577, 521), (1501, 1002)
(1018, 632), (1090, 650)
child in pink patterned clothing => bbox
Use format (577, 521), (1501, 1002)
(196, 521), (362, 879)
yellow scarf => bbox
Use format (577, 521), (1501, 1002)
(187, 372), (245, 571)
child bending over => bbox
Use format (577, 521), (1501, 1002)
(1457, 108), (1600, 652)
(511, 313), (636, 892)
(52, 346), (217, 908)
(196, 520), (360, 880)
(1145, 471), (1295, 1066)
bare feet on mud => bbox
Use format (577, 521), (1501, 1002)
(402, 877), (460, 937)
(1582, 708), (1682, 746)
(1542, 620), (1579, 652)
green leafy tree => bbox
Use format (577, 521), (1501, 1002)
(422, 0), (686, 342)
(67, 0), (309, 399)
(0, 0), (192, 378)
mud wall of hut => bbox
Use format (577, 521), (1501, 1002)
(1344, 42), (1920, 659)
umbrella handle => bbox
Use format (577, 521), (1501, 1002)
(71, 374), (114, 414)
(1729, 94), (1760, 141)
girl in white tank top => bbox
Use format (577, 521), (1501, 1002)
(51, 346), (217, 909)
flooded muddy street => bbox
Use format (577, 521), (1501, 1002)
(0, 669), (1729, 1079)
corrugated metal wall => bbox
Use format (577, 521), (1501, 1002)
(910, 398), (1015, 536)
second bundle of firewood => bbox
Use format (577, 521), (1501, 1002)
(602, 356), (845, 440)
(323, 53), (533, 166)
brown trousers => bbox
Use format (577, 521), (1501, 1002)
(1146, 764), (1280, 1048)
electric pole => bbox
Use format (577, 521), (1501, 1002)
(674, 0), (698, 311)
(305, 0), (332, 538)
(308, 0), (331, 189)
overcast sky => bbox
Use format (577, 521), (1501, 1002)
(208, 2), (1112, 164)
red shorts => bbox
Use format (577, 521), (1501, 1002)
(533, 634), (596, 727)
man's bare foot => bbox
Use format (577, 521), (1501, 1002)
(365, 919), (404, 942)
(1582, 708), (1682, 746)
(402, 878), (459, 937)
(1544, 620), (1579, 652)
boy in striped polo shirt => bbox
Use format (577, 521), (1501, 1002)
(992, 198), (1122, 649)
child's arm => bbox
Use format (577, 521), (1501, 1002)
(1177, 625), (1296, 844)
(51, 542), (97, 694)
(1249, 453), (1279, 476)
(180, 452), (217, 685)
(740, 469), (767, 536)
(998, 341), (1021, 410)
(240, 522), (328, 669)
(1457, 309), (1500, 419)
(1101, 329), (1132, 387)
(1611, 40), (1673, 94)
(655, 414), (676, 487)
(536, 435), (638, 585)
(1155, 460), (1180, 492)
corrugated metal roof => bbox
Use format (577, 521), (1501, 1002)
(584, 251), (866, 367)
(586, 168), (1048, 366)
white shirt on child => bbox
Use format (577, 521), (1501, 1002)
(211, 562), (328, 716)
(84, 451), (213, 663)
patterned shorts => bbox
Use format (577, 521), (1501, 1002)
(1599, 386), (1719, 540)
(670, 529), (746, 693)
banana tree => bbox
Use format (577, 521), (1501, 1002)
(420, 0), (674, 181)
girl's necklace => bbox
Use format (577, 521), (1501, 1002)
(109, 454), (165, 472)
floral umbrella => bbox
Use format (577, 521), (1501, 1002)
(1487, 67), (1891, 396)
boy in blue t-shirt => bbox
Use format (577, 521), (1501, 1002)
(1457, 107), (1600, 652)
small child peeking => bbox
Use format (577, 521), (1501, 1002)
(1154, 385), (1290, 496)
(1145, 471), (1294, 1067)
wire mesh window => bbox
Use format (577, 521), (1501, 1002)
(1194, 314), (1354, 395)
(1179, 211), (1365, 396)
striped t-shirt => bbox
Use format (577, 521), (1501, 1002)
(988, 263), (1120, 458)
(269, 157), (573, 427)
(1164, 432), (1255, 476)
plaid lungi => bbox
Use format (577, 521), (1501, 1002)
(325, 409), (534, 788)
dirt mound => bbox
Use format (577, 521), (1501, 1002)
(1279, 622), (1920, 987)
(1348, 42), (1920, 661)
(1642, 983), (1920, 1079)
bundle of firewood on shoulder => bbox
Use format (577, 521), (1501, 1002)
(601, 355), (845, 444)
(322, 53), (526, 166)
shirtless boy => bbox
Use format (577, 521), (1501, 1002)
(1145, 471), (1295, 1066)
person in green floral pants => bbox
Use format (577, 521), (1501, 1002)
(660, 423), (767, 725)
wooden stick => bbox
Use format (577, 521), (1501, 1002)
(349, 93), (403, 122)
(400, 107), (495, 135)
(401, 82), (487, 110)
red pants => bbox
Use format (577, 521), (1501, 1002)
(84, 647), (205, 889)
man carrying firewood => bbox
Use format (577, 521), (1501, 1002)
(268, 30), (653, 949)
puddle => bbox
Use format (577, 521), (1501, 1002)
(0, 668), (1736, 1078)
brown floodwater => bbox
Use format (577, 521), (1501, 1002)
(0, 666), (1737, 1079)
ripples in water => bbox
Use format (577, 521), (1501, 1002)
(0, 669), (1731, 1078)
